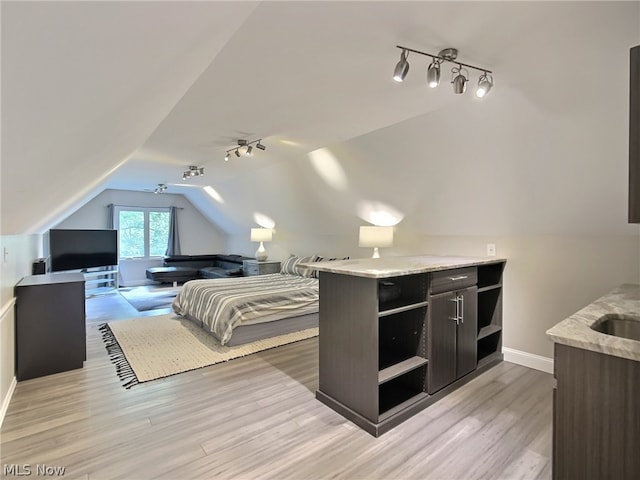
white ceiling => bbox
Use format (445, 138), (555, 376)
(2, 1), (639, 235)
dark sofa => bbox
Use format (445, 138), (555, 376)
(146, 254), (254, 284)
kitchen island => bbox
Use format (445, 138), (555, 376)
(303, 255), (506, 436)
(546, 284), (640, 480)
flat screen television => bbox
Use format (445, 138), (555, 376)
(49, 229), (118, 272)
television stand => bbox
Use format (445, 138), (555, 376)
(83, 266), (118, 296)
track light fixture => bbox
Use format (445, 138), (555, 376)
(476, 72), (494, 98)
(451, 66), (468, 94)
(225, 138), (267, 161)
(427, 59), (441, 88)
(393, 45), (494, 98)
(393, 49), (410, 82)
(182, 165), (204, 181)
(153, 183), (168, 194)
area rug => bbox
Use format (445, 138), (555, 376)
(100, 314), (318, 388)
(119, 286), (179, 312)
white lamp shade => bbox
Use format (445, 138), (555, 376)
(250, 228), (272, 242)
(358, 226), (394, 248)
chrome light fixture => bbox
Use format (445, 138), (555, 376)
(427, 60), (441, 88)
(393, 45), (494, 98)
(182, 166), (204, 181)
(476, 72), (493, 98)
(225, 138), (267, 161)
(153, 183), (168, 194)
(451, 66), (468, 94)
(393, 49), (409, 82)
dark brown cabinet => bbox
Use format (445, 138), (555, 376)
(553, 344), (640, 479)
(428, 286), (477, 393)
(315, 259), (505, 436)
(15, 273), (86, 381)
(629, 45), (639, 223)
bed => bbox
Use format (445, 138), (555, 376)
(172, 273), (319, 346)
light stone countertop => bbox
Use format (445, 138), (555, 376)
(546, 283), (640, 362)
(300, 254), (506, 279)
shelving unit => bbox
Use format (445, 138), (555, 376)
(476, 262), (505, 368)
(377, 275), (428, 417)
(83, 266), (119, 296)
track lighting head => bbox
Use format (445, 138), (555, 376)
(153, 183), (168, 194)
(234, 149), (241, 157)
(393, 49), (409, 82)
(451, 66), (468, 94)
(476, 72), (493, 98)
(393, 45), (493, 98)
(427, 61), (441, 88)
(246, 145), (253, 156)
(256, 141), (266, 151)
(225, 152), (230, 161)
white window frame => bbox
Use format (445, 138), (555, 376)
(113, 206), (170, 259)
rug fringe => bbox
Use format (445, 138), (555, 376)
(99, 323), (139, 389)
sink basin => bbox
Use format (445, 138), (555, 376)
(591, 313), (640, 342)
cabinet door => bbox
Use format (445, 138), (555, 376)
(456, 286), (478, 378)
(428, 291), (457, 393)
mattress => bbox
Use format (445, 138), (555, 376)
(172, 273), (319, 345)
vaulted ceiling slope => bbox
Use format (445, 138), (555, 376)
(2, 1), (639, 236)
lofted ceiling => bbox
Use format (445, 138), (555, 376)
(2, 1), (639, 236)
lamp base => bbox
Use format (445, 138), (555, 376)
(255, 242), (268, 262)
(371, 247), (380, 259)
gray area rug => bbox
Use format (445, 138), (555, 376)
(100, 314), (318, 388)
(119, 287), (179, 312)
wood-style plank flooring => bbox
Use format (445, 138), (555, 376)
(1, 290), (554, 479)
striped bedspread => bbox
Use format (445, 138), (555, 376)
(172, 274), (319, 345)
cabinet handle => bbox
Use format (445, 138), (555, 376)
(450, 298), (459, 324)
(449, 275), (468, 281)
(458, 294), (464, 324)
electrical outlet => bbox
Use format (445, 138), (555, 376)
(487, 243), (496, 256)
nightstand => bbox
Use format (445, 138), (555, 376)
(243, 259), (281, 276)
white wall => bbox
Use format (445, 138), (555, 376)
(0, 234), (40, 425)
(54, 189), (230, 286)
(224, 43), (640, 362)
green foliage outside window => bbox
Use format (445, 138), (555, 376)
(118, 209), (170, 258)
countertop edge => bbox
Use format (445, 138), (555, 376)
(546, 283), (640, 362)
(300, 255), (506, 279)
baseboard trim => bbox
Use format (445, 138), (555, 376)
(0, 376), (16, 428)
(0, 297), (16, 325)
(502, 347), (554, 374)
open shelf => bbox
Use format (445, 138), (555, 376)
(378, 274), (427, 312)
(478, 324), (502, 340)
(477, 331), (501, 363)
(83, 266), (118, 296)
(378, 366), (427, 417)
(477, 287), (501, 330)
(379, 356), (428, 385)
(379, 300), (428, 317)
(477, 262), (505, 289)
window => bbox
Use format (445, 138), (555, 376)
(114, 207), (170, 259)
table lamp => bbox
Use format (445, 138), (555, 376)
(359, 226), (393, 258)
(251, 228), (273, 261)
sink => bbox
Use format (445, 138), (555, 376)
(591, 313), (640, 342)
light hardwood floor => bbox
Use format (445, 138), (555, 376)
(1, 290), (554, 480)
